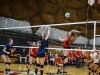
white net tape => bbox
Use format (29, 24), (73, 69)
(0, 45), (99, 52)
(0, 21), (95, 30)
(0, 21), (100, 51)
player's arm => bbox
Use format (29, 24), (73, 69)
(59, 37), (68, 42)
(42, 26), (48, 36)
(45, 27), (51, 40)
(71, 30), (81, 33)
(3, 47), (10, 54)
(11, 48), (16, 53)
(29, 47), (32, 57)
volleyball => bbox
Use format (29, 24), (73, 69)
(65, 12), (70, 18)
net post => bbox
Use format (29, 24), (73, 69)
(93, 21), (96, 50)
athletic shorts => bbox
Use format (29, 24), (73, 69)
(37, 54), (45, 58)
(0, 51), (5, 56)
(30, 55), (37, 58)
(94, 63), (99, 65)
(63, 46), (71, 49)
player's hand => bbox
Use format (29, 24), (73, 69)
(7, 52), (10, 55)
(14, 48), (16, 51)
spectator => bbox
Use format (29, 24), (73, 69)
(76, 47), (82, 68)
(48, 51), (55, 65)
(20, 49), (27, 63)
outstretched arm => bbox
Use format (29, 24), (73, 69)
(59, 37), (68, 42)
(42, 26), (48, 36)
(45, 27), (51, 40)
(71, 30), (81, 33)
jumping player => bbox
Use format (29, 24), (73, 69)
(0, 38), (16, 74)
(34, 26), (51, 75)
(59, 30), (81, 69)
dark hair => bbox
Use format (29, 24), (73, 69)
(71, 31), (75, 36)
(38, 35), (42, 40)
(8, 38), (12, 43)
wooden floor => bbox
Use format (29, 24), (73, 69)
(0, 63), (100, 75)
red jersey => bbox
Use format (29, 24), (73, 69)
(30, 46), (38, 57)
(55, 56), (63, 64)
(69, 50), (73, 58)
(73, 51), (77, 58)
(63, 36), (71, 47)
(76, 50), (82, 58)
(83, 53), (88, 59)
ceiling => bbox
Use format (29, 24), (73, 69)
(0, 0), (100, 39)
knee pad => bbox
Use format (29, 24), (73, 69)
(29, 64), (32, 65)
(88, 68), (91, 70)
(94, 70), (97, 73)
(5, 62), (8, 65)
(8, 62), (11, 65)
(33, 63), (35, 65)
(36, 63), (40, 67)
(64, 56), (67, 60)
(40, 65), (44, 68)
(56, 64), (59, 67)
(27, 62), (29, 64)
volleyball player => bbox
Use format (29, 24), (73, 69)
(69, 50), (73, 66)
(27, 42), (38, 74)
(34, 26), (51, 75)
(88, 50), (99, 75)
(55, 54), (64, 74)
(59, 30), (81, 69)
(0, 38), (16, 74)
(82, 51), (88, 68)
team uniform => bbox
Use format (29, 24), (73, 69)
(63, 35), (71, 49)
(55, 56), (63, 64)
(90, 52), (99, 65)
(69, 50), (73, 65)
(0, 43), (13, 56)
(30, 46), (38, 58)
(37, 38), (46, 57)
(75, 50), (82, 68)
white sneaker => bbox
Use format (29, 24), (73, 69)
(25, 68), (28, 71)
(8, 71), (14, 74)
(4, 71), (7, 74)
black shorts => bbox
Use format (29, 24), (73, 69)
(30, 55), (37, 58)
(37, 54), (45, 58)
(63, 46), (71, 49)
(0, 51), (5, 56)
(94, 63), (99, 65)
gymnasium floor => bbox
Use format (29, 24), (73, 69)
(0, 63), (98, 75)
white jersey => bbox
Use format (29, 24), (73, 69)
(90, 52), (99, 63)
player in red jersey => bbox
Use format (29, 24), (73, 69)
(55, 54), (65, 74)
(83, 51), (88, 68)
(76, 47), (82, 68)
(59, 30), (81, 68)
(69, 50), (73, 66)
(26, 42), (38, 74)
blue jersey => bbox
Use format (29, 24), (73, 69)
(37, 38), (46, 54)
(4, 43), (13, 52)
(0, 43), (13, 55)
